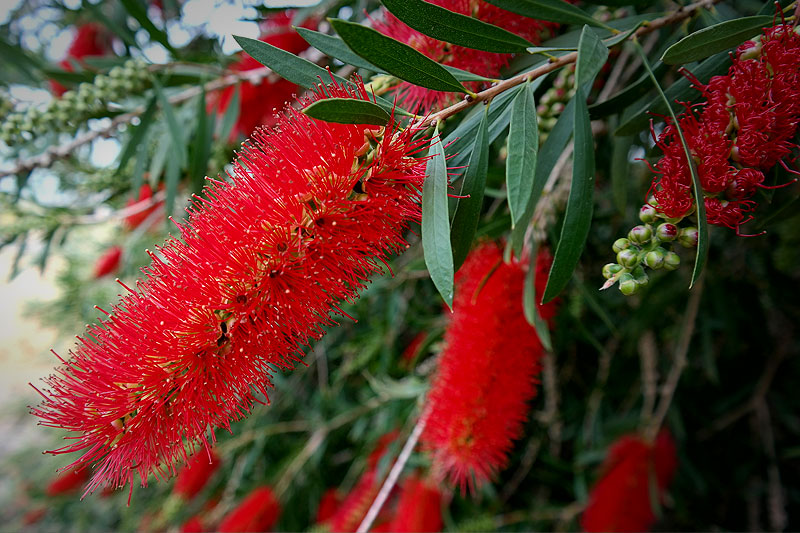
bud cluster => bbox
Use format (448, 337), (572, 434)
(601, 201), (698, 295)
(0, 59), (149, 145)
(537, 64), (575, 140)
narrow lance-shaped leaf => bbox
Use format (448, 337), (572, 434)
(506, 80), (539, 228)
(611, 132), (633, 215)
(635, 40), (707, 288)
(120, 0), (176, 53)
(661, 15), (772, 65)
(422, 131), (455, 309)
(381, 0), (533, 53)
(218, 84), (240, 141)
(451, 104), (490, 272)
(542, 86), (594, 303)
(523, 241), (552, 351)
(483, 0), (613, 30)
(329, 18), (468, 95)
(574, 25), (609, 92)
(117, 96), (157, 174)
(153, 79), (187, 167)
(303, 98), (390, 126)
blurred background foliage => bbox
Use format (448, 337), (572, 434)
(0, 0), (799, 531)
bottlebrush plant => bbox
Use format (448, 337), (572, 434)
(1, 1), (799, 532)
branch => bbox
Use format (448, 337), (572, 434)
(356, 409), (429, 533)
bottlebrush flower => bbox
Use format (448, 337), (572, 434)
(31, 76), (429, 497)
(217, 486), (281, 532)
(93, 246), (122, 279)
(581, 430), (678, 533)
(422, 242), (557, 491)
(172, 449), (221, 499)
(373, 0), (558, 111)
(386, 474), (443, 533)
(648, 22), (800, 231)
(45, 466), (90, 496)
(181, 516), (205, 533)
(208, 13), (311, 139)
(315, 488), (341, 523)
(50, 23), (111, 97)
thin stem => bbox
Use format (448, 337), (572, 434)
(356, 409), (429, 533)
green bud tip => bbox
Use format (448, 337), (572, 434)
(678, 227), (699, 248)
(618, 273), (638, 295)
(639, 204), (657, 223)
(616, 248), (639, 269)
(612, 238), (631, 253)
(643, 247), (667, 270)
(602, 263), (623, 279)
(628, 224), (652, 245)
(655, 223), (678, 242)
(663, 251), (680, 271)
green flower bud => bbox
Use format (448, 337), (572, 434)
(643, 247), (667, 269)
(95, 76), (109, 89)
(109, 66), (124, 79)
(617, 248), (639, 269)
(612, 238), (631, 253)
(663, 251), (680, 271)
(618, 273), (639, 295)
(628, 224), (652, 244)
(602, 263), (623, 279)
(639, 204), (657, 223)
(655, 222), (678, 242)
(678, 227), (699, 248)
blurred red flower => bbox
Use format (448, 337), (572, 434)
(50, 23), (111, 96)
(217, 486), (281, 532)
(387, 475), (443, 532)
(123, 183), (165, 231)
(45, 466), (90, 496)
(93, 246), (122, 279)
(172, 449), (221, 500)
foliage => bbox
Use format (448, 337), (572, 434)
(1, 0), (799, 531)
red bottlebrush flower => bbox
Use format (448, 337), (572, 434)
(181, 516), (205, 533)
(374, 0), (557, 111)
(22, 507), (47, 526)
(387, 475), (443, 533)
(172, 449), (221, 500)
(648, 23), (800, 231)
(401, 332), (427, 365)
(50, 23), (111, 96)
(421, 242), (557, 491)
(93, 246), (123, 279)
(31, 76), (429, 498)
(123, 184), (165, 231)
(581, 430), (678, 533)
(45, 466), (90, 496)
(209, 13), (311, 139)
(217, 486), (281, 533)
(315, 488), (341, 524)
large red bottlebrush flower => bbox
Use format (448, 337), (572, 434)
(45, 466), (90, 496)
(386, 474), (443, 532)
(648, 23), (800, 231)
(31, 77), (429, 497)
(422, 242), (557, 491)
(50, 23), (111, 97)
(172, 448), (221, 499)
(217, 486), (281, 532)
(373, 0), (557, 111)
(209, 13), (311, 139)
(93, 246), (122, 279)
(581, 430), (678, 533)
(315, 488), (342, 523)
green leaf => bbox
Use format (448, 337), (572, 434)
(615, 52), (730, 136)
(329, 18), (467, 95)
(235, 34), (347, 89)
(120, 0), (176, 53)
(422, 134), (454, 309)
(542, 86), (595, 303)
(661, 16), (772, 65)
(218, 84), (240, 141)
(506, 81), (539, 228)
(574, 26), (609, 92)
(527, 45), (578, 56)
(602, 20), (646, 48)
(611, 132), (633, 216)
(482, 0), (612, 30)
(295, 28), (491, 82)
(165, 146), (180, 221)
(635, 40), (707, 287)
(117, 96), (157, 174)
(153, 79), (187, 167)
(303, 98), (390, 126)
(83, 0), (138, 49)
(189, 88), (214, 193)
(523, 241), (552, 351)
(509, 97), (575, 256)
(451, 105), (489, 272)
(296, 27), (385, 72)
(381, 0), (533, 53)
